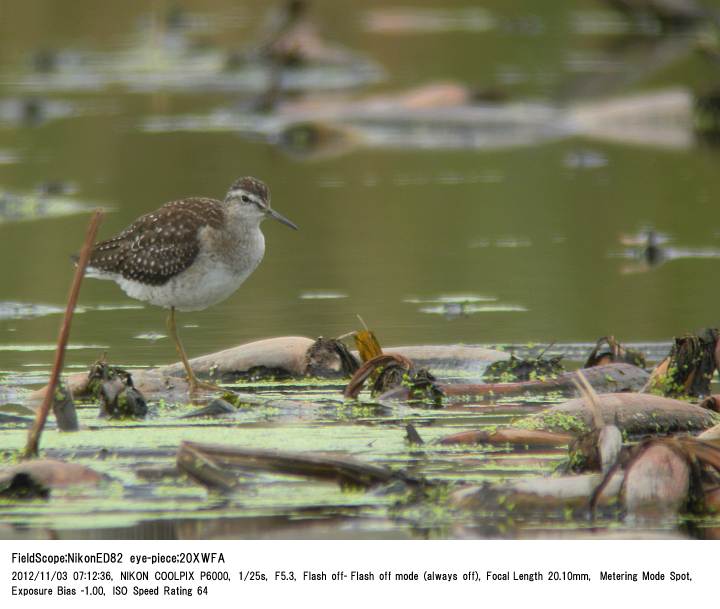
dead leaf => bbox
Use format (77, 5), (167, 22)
(354, 329), (383, 362)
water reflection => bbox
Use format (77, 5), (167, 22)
(0, 187), (96, 223)
(3, 2), (382, 95)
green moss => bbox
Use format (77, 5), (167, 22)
(515, 411), (588, 433)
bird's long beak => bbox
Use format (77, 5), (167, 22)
(267, 207), (298, 230)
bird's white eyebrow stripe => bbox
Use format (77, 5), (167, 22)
(229, 189), (264, 204)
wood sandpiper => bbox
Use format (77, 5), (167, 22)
(84, 176), (297, 392)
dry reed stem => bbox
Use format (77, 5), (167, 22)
(24, 209), (104, 457)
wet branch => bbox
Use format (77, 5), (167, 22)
(24, 209), (104, 458)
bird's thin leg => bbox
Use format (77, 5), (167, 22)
(166, 307), (213, 394)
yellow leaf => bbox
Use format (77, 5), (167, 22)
(354, 330), (382, 362)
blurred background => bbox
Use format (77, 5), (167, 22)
(2, 0), (720, 374)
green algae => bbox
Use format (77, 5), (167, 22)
(514, 411), (589, 434)
(0, 360), (709, 539)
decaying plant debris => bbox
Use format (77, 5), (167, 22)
(4, 321), (720, 539)
(484, 348), (564, 382)
(563, 371), (623, 474)
(647, 328), (720, 398)
(590, 435), (720, 516)
(88, 361), (148, 419)
(448, 436), (720, 520)
(177, 441), (425, 491)
(584, 336), (646, 369)
(51, 382), (79, 432)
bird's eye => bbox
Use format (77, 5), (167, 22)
(241, 195), (250, 203)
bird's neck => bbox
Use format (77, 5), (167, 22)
(214, 214), (265, 267)
(227, 211), (263, 236)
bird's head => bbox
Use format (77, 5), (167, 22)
(225, 176), (298, 230)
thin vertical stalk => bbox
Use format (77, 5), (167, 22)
(24, 209), (104, 458)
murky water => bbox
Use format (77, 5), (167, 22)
(1, 0), (720, 539)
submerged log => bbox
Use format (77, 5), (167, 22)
(437, 428), (574, 447)
(520, 392), (718, 435)
(0, 459), (104, 488)
(179, 398), (236, 419)
(382, 345), (509, 368)
(454, 435), (720, 518)
(444, 363), (648, 398)
(449, 472), (624, 511)
(25, 372), (92, 408)
(380, 363), (649, 403)
(25, 337), (511, 407)
(158, 337), (509, 381)
(178, 441), (418, 489)
(26, 368), (189, 407)
(176, 443), (239, 492)
(159, 336), (315, 380)
(122, 371), (189, 401)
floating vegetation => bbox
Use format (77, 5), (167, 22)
(300, 290), (348, 300)
(35, 180), (77, 196)
(614, 229), (720, 273)
(469, 236), (532, 248)
(485, 352), (564, 382)
(0, 149), (18, 164)
(403, 294), (526, 318)
(0, 189), (96, 223)
(134, 6), (249, 38)
(0, 302), (65, 320)
(133, 332), (167, 342)
(4, 12), (383, 96)
(1, 331), (718, 539)
(418, 303), (527, 316)
(563, 149), (608, 169)
(0, 96), (78, 127)
(570, 10), (632, 35)
(93, 303), (144, 312)
(365, 7), (496, 33)
(404, 294), (497, 305)
(0, 301), (143, 321)
(0, 343), (107, 352)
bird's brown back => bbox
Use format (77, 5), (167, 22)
(88, 198), (225, 286)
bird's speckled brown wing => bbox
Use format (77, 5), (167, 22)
(88, 198), (225, 286)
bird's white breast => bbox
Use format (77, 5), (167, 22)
(115, 225), (266, 312)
